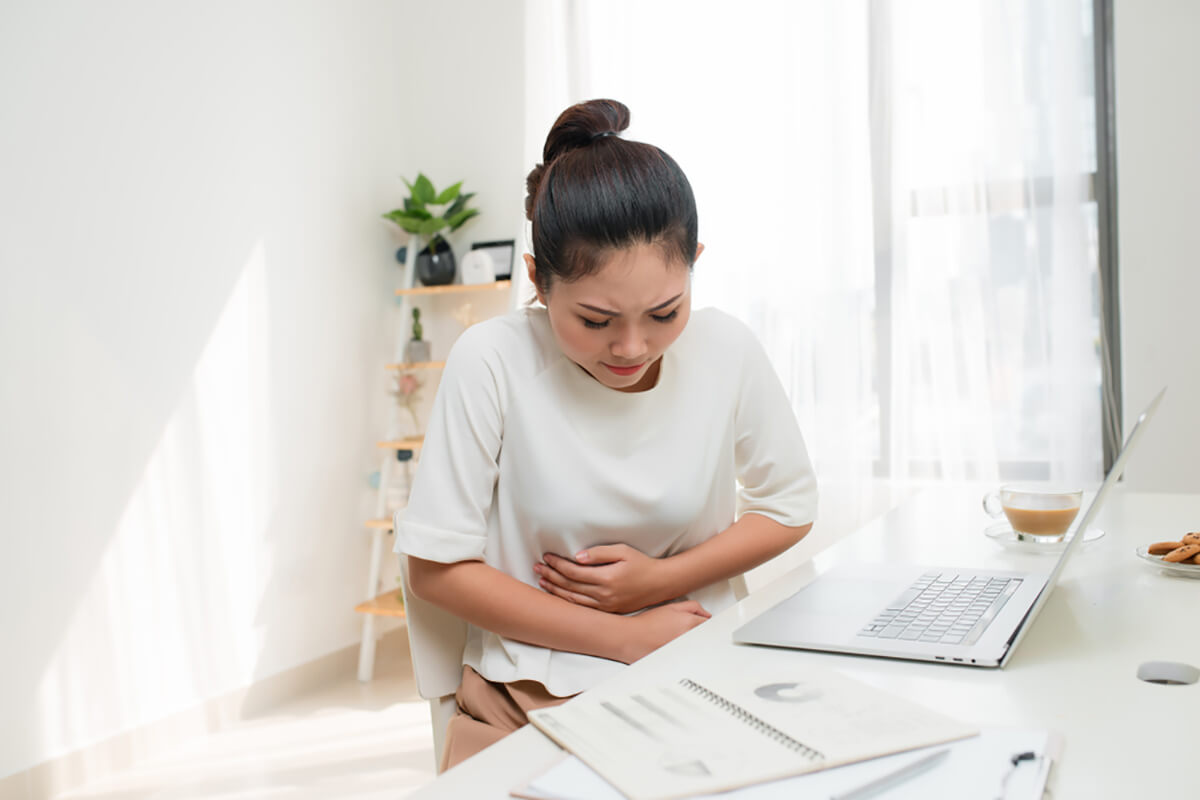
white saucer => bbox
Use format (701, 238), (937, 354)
(1135, 546), (1200, 579)
(984, 523), (1104, 554)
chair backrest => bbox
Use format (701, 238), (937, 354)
(398, 554), (468, 700)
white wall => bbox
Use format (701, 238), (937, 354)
(381, 0), (528, 358)
(389, 3), (527, 253)
(1114, 0), (1200, 491)
(0, 0), (522, 779)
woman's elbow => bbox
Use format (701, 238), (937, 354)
(406, 556), (443, 602)
(790, 521), (814, 546)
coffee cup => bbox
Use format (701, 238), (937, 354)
(982, 486), (1083, 541)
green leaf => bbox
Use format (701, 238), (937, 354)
(418, 217), (449, 236)
(447, 208), (481, 231)
(434, 181), (462, 205)
(413, 174), (437, 205)
(444, 191), (475, 218)
(382, 212), (424, 234)
(404, 197), (426, 213)
(384, 209), (432, 225)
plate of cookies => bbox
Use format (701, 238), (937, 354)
(1137, 532), (1200, 578)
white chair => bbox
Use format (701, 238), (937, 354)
(397, 555), (467, 772)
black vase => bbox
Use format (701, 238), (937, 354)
(416, 240), (456, 286)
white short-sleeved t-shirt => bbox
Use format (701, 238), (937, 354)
(394, 305), (817, 697)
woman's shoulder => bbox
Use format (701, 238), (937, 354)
(684, 307), (760, 352)
(447, 305), (559, 375)
(673, 308), (775, 392)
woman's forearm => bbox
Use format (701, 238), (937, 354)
(658, 514), (812, 601)
(407, 556), (705, 664)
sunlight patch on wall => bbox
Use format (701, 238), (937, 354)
(35, 242), (276, 759)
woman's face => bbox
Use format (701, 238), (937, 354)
(529, 242), (700, 393)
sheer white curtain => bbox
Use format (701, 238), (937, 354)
(524, 0), (1104, 520)
(884, 0), (1101, 486)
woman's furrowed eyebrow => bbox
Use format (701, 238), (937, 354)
(577, 293), (684, 317)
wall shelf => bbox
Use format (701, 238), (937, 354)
(365, 518), (394, 531)
(385, 360), (446, 371)
(395, 279), (511, 297)
(377, 436), (424, 451)
(355, 589), (406, 618)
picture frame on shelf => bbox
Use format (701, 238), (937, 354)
(470, 239), (515, 281)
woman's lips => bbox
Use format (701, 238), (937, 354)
(603, 362), (645, 376)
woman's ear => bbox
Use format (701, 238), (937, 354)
(524, 254), (547, 305)
(694, 243), (705, 262)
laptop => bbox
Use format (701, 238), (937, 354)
(733, 387), (1165, 668)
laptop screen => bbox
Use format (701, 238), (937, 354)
(1001, 387), (1165, 663)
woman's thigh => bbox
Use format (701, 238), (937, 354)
(440, 666), (572, 771)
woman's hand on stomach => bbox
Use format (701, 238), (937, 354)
(536, 544), (679, 613)
(619, 601), (711, 663)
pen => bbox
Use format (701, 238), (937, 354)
(829, 747), (950, 800)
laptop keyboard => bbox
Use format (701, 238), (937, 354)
(858, 572), (1022, 646)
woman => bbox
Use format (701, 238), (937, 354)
(395, 98), (817, 769)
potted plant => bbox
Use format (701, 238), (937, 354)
(383, 174), (480, 286)
(403, 307), (431, 364)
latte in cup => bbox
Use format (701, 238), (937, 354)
(983, 487), (1083, 541)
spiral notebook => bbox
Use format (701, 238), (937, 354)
(526, 665), (977, 800)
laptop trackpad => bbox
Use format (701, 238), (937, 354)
(739, 564), (913, 645)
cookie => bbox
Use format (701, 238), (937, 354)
(1148, 541), (1183, 555)
(1162, 544), (1200, 563)
(1181, 532), (1200, 546)
(1193, 553), (1200, 565)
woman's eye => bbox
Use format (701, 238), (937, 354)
(582, 317), (610, 329)
(651, 309), (679, 323)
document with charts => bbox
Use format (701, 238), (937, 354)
(526, 664), (977, 800)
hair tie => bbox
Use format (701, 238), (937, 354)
(590, 130), (619, 142)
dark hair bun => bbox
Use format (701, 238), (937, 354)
(525, 99), (631, 221)
(524, 98), (698, 293)
(542, 99), (630, 163)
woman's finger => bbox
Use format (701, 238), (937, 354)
(541, 553), (604, 584)
(537, 563), (601, 596)
(673, 600), (712, 618)
(539, 578), (599, 608)
(574, 544), (631, 564)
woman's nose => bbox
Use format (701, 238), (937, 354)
(611, 325), (648, 360)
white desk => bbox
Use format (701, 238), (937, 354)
(409, 487), (1199, 799)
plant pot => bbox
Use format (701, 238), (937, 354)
(404, 339), (431, 363)
(416, 240), (456, 286)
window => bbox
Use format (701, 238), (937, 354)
(528, 0), (1114, 486)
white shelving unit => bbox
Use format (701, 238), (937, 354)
(355, 242), (512, 681)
